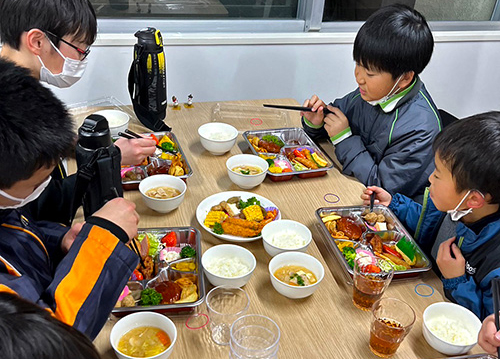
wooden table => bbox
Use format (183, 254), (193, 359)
(87, 99), (481, 359)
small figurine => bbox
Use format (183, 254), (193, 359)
(184, 93), (194, 108)
(172, 95), (180, 110)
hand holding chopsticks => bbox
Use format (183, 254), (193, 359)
(263, 104), (334, 115)
(118, 129), (164, 151)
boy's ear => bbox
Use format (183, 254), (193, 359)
(399, 71), (415, 89)
(467, 191), (488, 209)
(24, 29), (46, 56)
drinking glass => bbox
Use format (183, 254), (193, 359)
(352, 256), (394, 311)
(229, 314), (280, 359)
(206, 286), (250, 345)
(369, 297), (416, 357)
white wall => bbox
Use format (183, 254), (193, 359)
(50, 33), (500, 118)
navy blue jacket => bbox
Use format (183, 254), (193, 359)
(0, 209), (138, 339)
(389, 189), (500, 320)
(303, 77), (441, 200)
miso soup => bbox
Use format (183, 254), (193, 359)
(231, 165), (263, 175)
(145, 186), (181, 199)
(274, 265), (317, 286)
(117, 326), (171, 358)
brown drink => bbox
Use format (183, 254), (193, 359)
(352, 257), (394, 311)
(352, 279), (384, 311)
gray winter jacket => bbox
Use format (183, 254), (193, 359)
(302, 77), (441, 199)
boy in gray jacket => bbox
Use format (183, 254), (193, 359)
(303, 4), (441, 201)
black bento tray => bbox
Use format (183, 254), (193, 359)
(112, 226), (205, 317)
(121, 131), (193, 190)
(242, 127), (334, 181)
(316, 205), (432, 280)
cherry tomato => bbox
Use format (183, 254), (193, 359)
(161, 232), (177, 247)
(293, 149), (306, 158)
(133, 269), (143, 281)
(282, 168), (293, 173)
(362, 264), (381, 274)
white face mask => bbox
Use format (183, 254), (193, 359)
(38, 37), (87, 88)
(0, 176), (51, 210)
(447, 190), (485, 221)
(366, 75), (404, 106)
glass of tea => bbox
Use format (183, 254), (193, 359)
(369, 297), (416, 357)
(352, 256), (394, 311)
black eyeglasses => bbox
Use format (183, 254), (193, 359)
(45, 31), (91, 60)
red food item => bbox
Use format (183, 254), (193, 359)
(362, 264), (381, 274)
(336, 217), (363, 240)
(133, 269), (143, 281)
(149, 134), (160, 145)
(282, 168), (293, 173)
(383, 244), (402, 259)
(161, 232), (177, 247)
(154, 281), (182, 304)
(293, 149), (306, 158)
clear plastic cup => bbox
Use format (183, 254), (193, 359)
(353, 256), (394, 311)
(206, 286), (250, 345)
(229, 314), (280, 359)
(369, 298), (416, 357)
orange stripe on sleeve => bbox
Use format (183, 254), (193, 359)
(0, 284), (18, 295)
(1, 223), (49, 258)
(53, 226), (119, 326)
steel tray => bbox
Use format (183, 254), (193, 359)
(121, 131), (193, 190)
(112, 226), (205, 317)
(242, 127), (334, 181)
(316, 205), (432, 280)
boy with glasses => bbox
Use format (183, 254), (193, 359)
(0, 0), (156, 224)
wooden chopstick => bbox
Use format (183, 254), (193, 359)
(118, 129), (164, 151)
(129, 238), (146, 269)
(263, 103), (334, 115)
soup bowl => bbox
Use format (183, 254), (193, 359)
(110, 311), (177, 359)
(268, 251), (324, 299)
(139, 174), (186, 213)
(226, 154), (269, 189)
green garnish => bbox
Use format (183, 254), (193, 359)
(265, 159), (274, 167)
(290, 273), (305, 286)
(262, 135), (284, 147)
(240, 169), (250, 175)
(238, 197), (260, 209)
(180, 245), (196, 258)
(342, 246), (357, 268)
(213, 222), (224, 235)
(161, 142), (177, 153)
(140, 288), (162, 306)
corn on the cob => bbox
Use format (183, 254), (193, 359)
(241, 205), (264, 222)
(204, 211), (227, 227)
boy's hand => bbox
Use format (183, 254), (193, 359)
(91, 198), (140, 240)
(361, 186), (392, 207)
(478, 314), (500, 354)
(324, 107), (349, 138)
(301, 95), (326, 126)
(61, 223), (84, 253)
(436, 237), (466, 279)
(115, 137), (156, 166)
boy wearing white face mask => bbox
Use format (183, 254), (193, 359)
(361, 112), (500, 320)
(302, 4), (440, 201)
(0, 0), (156, 224)
(0, 59), (140, 340)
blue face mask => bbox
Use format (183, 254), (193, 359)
(447, 190), (485, 221)
(0, 176), (51, 210)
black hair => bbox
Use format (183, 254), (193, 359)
(0, 59), (76, 189)
(433, 111), (500, 204)
(353, 4), (434, 78)
(0, 292), (101, 359)
(0, 0), (97, 49)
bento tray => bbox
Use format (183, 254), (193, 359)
(242, 127), (334, 181)
(112, 226), (205, 316)
(436, 355), (496, 359)
(316, 205), (432, 280)
(211, 103), (290, 133)
(121, 131), (193, 190)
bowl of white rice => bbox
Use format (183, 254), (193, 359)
(202, 244), (256, 288)
(198, 122), (238, 155)
(93, 109), (129, 137)
(423, 302), (482, 355)
(261, 220), (312, 257)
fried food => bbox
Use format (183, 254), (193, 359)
(336, 217), (363, 240)
(294, 157), (318, 169)
(221, 217), (261, 237)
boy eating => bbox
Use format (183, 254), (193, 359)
(362, 112), (500, 319)
(0, 59), (139, 339)
(303, 4), (441, 201)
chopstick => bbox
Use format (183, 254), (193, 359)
(118, 129), (164, 151)
(369, 191), (376, 212)
(493, 278), (500, 358)
(129, 238), (146, 269)
(263, 104), (334, 115)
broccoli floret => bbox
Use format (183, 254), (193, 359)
(140, 288), (162, 306)
(180, 245), (196, 258)
(342, 246), (357, 268)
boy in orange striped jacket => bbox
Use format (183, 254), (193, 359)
(0, 59), (139, 339)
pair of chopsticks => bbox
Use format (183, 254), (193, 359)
(263, 104), (334, 115)
(118, 129), (164, 151)
(493, 278), (500, 358)
(129, 238), (146, 269)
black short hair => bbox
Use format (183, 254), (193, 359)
(0, 59), (76, 189)
(433, 111), (500, 204)
(0, 0), (97, 49)
(353, 4), (434, 78)
(0, 293), (101, 359)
